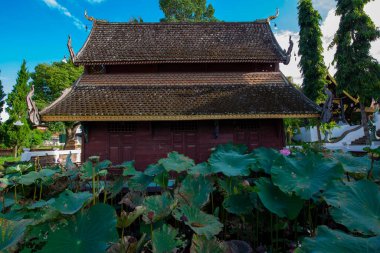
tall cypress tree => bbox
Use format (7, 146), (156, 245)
(298, 0), (327, 103)
(332, 0), (380, 144)
(5, 60), (32, 156)
(0, 74), (5, 119)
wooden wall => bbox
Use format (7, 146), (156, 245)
(82, 119), (285, 170)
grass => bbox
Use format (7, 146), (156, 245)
(0, 156), (21, 166)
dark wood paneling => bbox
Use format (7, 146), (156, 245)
(83, 119), (285, 170)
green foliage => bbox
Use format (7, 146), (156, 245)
(251, 147), (280, 173)
(324, 180), (380, 235)
(0, 76), (5, 117)
(1, 144), (380, 252)
(50, 190), (92, 215)
(4, 60), (32, 152)
(173, 205), (223, 239)
(332, 0), (380, 104)
(298, 0), (327, 103)
(295, 226), (380, 253)
(190, 234), (227, 253)
(143, 192), (176, 223)
(176, 174), (213, 208)
(208, 143), (256, 177)
(159, 0), (217, 22)
(271, 152), (344, 199)
(0, 218), (32, 251)
(256, 178), (304, 220)
(223, 192), (256, 216)
(158, 151), (195, 173)
(30, 61), (83, 109)
(40, 204), (118, 253)
(152, 224), (184, 253)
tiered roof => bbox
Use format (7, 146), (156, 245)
(73, 21), (292, 65)
(41, 20), (319, 121)
(40, 72), (320, 121)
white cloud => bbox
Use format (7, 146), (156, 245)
(41, 0), (85, 29)
(312, 0), (336, 17)
(276, 0), (380, 84)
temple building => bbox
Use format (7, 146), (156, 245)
(40, 14), (320, 169)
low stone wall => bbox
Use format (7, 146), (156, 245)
(21, 149), (81, 166)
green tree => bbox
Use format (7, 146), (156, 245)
(31, 61), (83, 149)
(0, 74), (5, 119)
(298, 0), (327, 103)
(31, 61), (83, 109)
(5, 60), (32, 156)
(159, 0), (217, 22)
(331, 0), (380, 144)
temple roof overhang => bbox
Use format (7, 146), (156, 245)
(72, 21), (293, 66)
(40, 72), (320, 122)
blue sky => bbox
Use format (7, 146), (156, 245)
(0, 0), (333, 95)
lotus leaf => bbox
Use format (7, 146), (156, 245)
(251, 147), (280, 173)
(188, 162), (213, 176)
(65, 153), (76, 170)
(121, 161), (137, 177)
(209, 144), (256, 177)
(117, 206), (145, 228)
(0, 194), (15, 211)
(223, 192), (256, 215)
(41, 204), (118, 253)
(190, 234), (227, 253)
(271, 152), (344, 199)
(217, 177), (244, 196)
(256, 178), (303, 220)
(18, 171), (40, 186)
(173, 205), (223, 239)
(5, 164), (33, 175)
(27, 199), (55, 210)
(153, 170), (169, 189)
(158, 152), (195, 173)
(324, 180), (380, 235)
(95, 160), (112, 171)
(0, 178), (10, 191)
(119, 191), (144, 209)
(176, 175), (213, 208)
(80, 161), (94, 179)
(0, 218), (31, 251)
(109, 177), (126, 198)
(143, 192), (175, 223)
(128, 172), (153, 191)
(50, 190), (92, 215)
(332, 152), (372, 174)
(144, 164), (165, 176)
(295, 226), (380, 253)
(152, 224), (184, 253)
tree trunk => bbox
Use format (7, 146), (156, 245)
(14, 145), (18, 158)
(64, 123), (81, 150)
(316, 122), (322, 143)
(360, 103), (371, 145)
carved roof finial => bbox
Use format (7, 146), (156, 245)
(267, 8), (279, 23)
(26, 85), (41, 126)
(284, 35), (294, 65)
(67, 35), (76, 60)
(84, 9), (95, 22)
